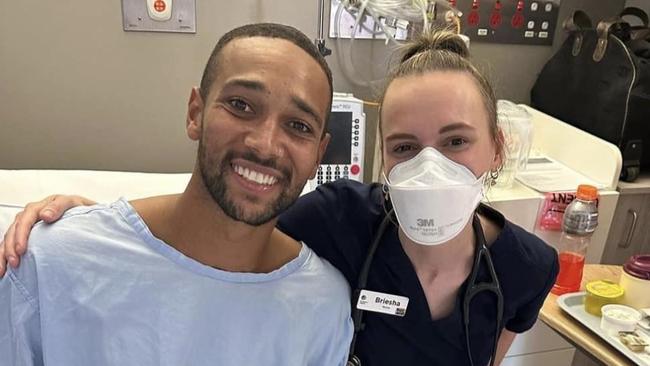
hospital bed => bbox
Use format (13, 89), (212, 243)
(0, 170), (191, 235)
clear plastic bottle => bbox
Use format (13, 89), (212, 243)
(551, 184), (599, 295)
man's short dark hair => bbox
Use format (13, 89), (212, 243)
(199, 23), (333, 134)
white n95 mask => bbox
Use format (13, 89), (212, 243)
(384, 147), (485, 246)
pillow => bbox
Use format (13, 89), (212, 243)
(0, 204), (21, 237)
(0, 170), (191, 206)
(0, 169), (191, 235)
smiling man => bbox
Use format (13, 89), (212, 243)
(0, 23), (352, 366)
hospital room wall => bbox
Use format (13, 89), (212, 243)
(0, 1), (625, 176)
(626, 0), (650, 15)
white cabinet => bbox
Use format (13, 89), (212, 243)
(501, 348), (576, 366)
(602, 174), (650, 265)
(503, 320), (575, 365)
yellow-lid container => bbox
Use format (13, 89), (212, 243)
(584, 280), (624, 316)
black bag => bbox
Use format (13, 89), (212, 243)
(531, 8), (650, 181)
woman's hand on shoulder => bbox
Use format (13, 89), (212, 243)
(0, 195), (96, 276)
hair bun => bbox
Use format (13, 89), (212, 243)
(400, 28), (469, 63)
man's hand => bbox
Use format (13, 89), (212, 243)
(0, 195), (96, 276)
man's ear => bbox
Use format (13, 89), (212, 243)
(187, 87), (204, 141)
(309, 133), (331, 179)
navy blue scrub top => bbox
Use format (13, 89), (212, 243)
(278, 180), (559, 366)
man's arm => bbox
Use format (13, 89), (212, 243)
(309, 293), (353, 366)
(494, 329), (517, 365)
(0, 254), (43, 365)
(1, 195), (95, 276)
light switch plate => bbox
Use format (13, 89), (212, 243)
(122, 0), (195, 33)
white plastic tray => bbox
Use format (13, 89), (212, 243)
(557, 292), (650, 365)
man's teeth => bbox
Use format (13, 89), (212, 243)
(233, 165), (278, 186)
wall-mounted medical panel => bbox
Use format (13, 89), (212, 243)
(122, 0), (196, 33)
(454, 0), (560, 45)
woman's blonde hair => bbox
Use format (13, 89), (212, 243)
(379, 27), (503, 177)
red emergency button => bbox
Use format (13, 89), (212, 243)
(350, 164), (361, 175)
(154, 0), (166, 12)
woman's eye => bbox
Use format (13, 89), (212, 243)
(394, 144), (416, 153)
(288, 121), (312, 134)
(449, 137), (467, 147)
(228, 98), (252, 112)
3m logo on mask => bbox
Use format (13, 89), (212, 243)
(416, 218), (435, 227)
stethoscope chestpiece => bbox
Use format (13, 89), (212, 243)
(347, 355), (361, 366)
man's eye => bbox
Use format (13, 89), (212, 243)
(288, 121), (312, 134)
(228, 98), (252, 112)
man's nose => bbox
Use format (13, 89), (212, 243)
(243, 118), (284, 159)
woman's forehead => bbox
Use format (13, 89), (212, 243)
(381, 72), (488, 135)
(383, 71), (480, 105)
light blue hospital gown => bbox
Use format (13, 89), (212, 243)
(0, 199), (352, 366)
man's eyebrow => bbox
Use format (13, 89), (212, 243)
(291, 96), (323, 129)
(222, 78), (268, 92)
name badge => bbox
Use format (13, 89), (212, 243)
(356, 289), (409, 317)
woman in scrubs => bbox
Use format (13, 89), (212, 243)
(0, 28), (557, 366)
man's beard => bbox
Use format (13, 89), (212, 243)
(197, 138), (303, 226)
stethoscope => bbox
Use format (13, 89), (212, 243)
(347, 204), (504, 366)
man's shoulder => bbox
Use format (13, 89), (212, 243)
(289, 244), (352, 338)
(28, 199), (137, 257)
(295, 247), (353, 363)
(2, 203), (127, 305)
(297, 244), (351, 298)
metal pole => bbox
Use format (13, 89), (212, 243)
(315, 0), (332, 56)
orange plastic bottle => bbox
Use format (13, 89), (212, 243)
(551, 185), (599, 295)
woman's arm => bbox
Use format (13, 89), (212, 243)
(494, 329), (517, 365)
(0, 195), (96, 276)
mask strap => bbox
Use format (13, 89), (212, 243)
(380, 183), (400, 228)
(381, 181), (390, 198)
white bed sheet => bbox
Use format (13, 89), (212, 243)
(0, 169), (191, 234)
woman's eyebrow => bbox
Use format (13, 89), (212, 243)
(438, 122), (476, 134)
(385, 133), (418, 143)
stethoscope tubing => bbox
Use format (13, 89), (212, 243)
(348, 211), (394, 363)
(348, 206), (504, 366)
